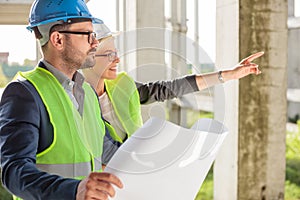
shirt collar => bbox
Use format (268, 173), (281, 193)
(41, 59), (85, 87)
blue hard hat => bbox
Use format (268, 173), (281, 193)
(27, 0), (103, 30)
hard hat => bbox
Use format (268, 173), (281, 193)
(27, 0), (103, 31)
(94, 23), (120, 40)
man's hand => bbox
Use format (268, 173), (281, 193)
(76, 172), (123, 200)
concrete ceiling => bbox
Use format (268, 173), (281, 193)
(0, 0), (90, 25)
(0, 0), (33, 25)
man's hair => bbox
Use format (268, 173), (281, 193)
(32, 26), (43, 40)
(36, 23), (72, 52)
(49, 23), (72, 34)
(33, 19), (92, 52)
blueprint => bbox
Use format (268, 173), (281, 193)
(104, 117), (228, 200)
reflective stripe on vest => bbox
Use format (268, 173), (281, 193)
(36, 156), (102, 178)
(19, 67), (105, 178)
(104, 72), (143, 142)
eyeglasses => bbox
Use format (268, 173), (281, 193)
(58, 31), (97, 44)
(95, 51), (118, 62)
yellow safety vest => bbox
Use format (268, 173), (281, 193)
(104, 72), (143, 142)
(19, 67), (105, 179)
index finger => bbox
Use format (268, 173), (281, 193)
(240, 51), (264, 64)
(93, 172), (123, 188)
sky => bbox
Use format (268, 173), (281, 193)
(0, 0), (299, 65)
(0, 25), (37, 64)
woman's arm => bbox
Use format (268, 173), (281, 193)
(195, 52), (264, 90)
(136, 74), (199, 104)
(136, 52), (264, 104)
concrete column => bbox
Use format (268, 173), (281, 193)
(122, 0), (166, 121)
(288, 0), (294, 17)
(168, 0), (188, 126)
(214, 0), (239, 199)
(117, 0), (165, 77)
(135, 0), (165, 81)
(238, 0), (287, 199)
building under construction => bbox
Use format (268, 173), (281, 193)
(0, 0), (299, 199)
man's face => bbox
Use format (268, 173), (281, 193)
(61, 21), (98, 70)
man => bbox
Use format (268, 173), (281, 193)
(0, 0), (122, 199)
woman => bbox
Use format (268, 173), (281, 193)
(82, 33), (264, 144)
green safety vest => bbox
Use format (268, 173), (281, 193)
(19, 67), (105, 179)
(104, 72), (143, 142)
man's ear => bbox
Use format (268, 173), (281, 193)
(49, 31), (64, 50)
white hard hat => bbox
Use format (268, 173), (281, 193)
(93, 23), (120, 40)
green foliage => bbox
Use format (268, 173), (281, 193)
(286, 159), (300, 186)
(0, 64), (8, 87)
(186, 109), (214, 128)
(195, 168), (213, 200)
(1, 63), (34, 80)
(288, 114), (299, 124)
(286, 120), (300, 186)
(0, 186), (12, 200)
(0, 169), (12, 200)
(285, 120), (300, 199)
(286, 125), (300, 160)
(285, 181), (300, 200)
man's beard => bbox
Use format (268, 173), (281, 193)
(62, 36), (96, 70)
(81, 52), (96, 69)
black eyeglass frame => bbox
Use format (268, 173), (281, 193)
(58, 31), (97, 44)
(95, 52), (118, 62)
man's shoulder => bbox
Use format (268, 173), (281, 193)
(4, 79), (35, 94)
(1, 79), (41, 105)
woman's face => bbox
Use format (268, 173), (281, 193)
(94, 37), (119, 80)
